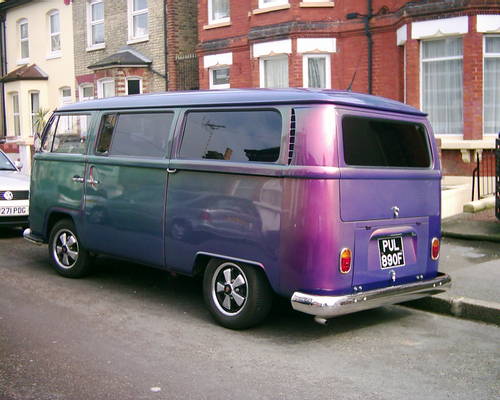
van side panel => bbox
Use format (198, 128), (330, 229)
(83, 157), (168, 267)
(29, 154), (87, 239)
(279, 177), (354, 297)
(164, 168), (282, 290)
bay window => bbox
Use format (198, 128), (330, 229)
(484, 35), (500, 135)
(421, 37), (463, 135)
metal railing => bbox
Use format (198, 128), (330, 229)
(471, 150), (496, 201)
(496, 135), (500, 220)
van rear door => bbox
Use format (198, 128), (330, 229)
(338, 111), (440, 289)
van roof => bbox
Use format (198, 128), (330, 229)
(60, 88), (426, 116)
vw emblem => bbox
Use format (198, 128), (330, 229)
(391, 206), (400, 218)
(3, 191), (14, 201)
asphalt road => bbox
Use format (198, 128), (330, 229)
(0, 229), (499, 400)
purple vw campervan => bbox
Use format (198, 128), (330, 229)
(25, 89), (451, 329)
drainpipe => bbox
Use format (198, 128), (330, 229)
(346, 0), (375, 94)
(366, 0), (373, 95)
(0, 12), (7, 141)
(163, 0), (169, 90)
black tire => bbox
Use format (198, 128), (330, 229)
(48, 219), (92, 278)
(203, 259), (272, 329)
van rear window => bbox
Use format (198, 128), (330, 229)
(180, 110), (282, 163)
(342, 116), (431, 168)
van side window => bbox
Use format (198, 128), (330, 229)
(96, 114), (117, 155)
(342, 116), (431, 168)
(96, 112), (173, 158)
(180, 110), (282, 163)
(52, 114), (90, 154)
(40, 116), (58, 152)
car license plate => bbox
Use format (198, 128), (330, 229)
(0, 206), (28, 216)
(378, 236), (405, 269)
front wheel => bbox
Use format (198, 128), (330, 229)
(48, 219), (92, 278)
(203, 259), (272, 329)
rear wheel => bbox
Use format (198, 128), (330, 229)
(203, 259), (272, 329)
(48, 219), (92, 278)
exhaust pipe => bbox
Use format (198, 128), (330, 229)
(314, 316), (328, 325)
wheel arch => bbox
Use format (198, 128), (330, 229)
(44, 209), (78, 240)
(192, 252), (269, 282)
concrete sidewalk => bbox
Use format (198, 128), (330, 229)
(403, 208), (500, 326)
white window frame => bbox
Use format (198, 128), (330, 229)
(208, 0), (230, 25)
(259, 0), (289, 8)
(60, 87), (72, 105)
(302, 54), (331, 89)
(126, 77), (143, 95)
(48, 10), (61, 57)
(79, 84), (94, 101)
(420, 37), (464, 137)
(483, 34), (500, 136)
(18, 18), (29, 63)
(87, 0), (105, 50)
(11, 93), (21, 136)
(259, 55), (289, 88)
(209, 67), (230, 89)
(29, 91), (40, 136)
(97, 78), (115, 98)
(128, 0), (149, 43)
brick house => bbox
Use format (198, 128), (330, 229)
(197, 0), (500, 180)
(72, 0), (198, 101)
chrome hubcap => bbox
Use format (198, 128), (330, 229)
(212, 263), (248, 316)
(53, 229), (79, 269)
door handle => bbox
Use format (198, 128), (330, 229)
(86, 178), (100, 185)
(167, 168), (177, 174)
(72, 175), (84, 183)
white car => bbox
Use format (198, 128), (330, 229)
(0, 150), (29, 228)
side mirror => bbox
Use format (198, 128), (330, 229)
(15, 160), (23, 170)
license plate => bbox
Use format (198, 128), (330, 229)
(378, 236), (405, 269)
(0, 206), (28, 216)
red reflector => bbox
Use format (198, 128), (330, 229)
(431, 238), (440, 260)
(200, 211), (211, 221)
(340, 248), (352, 274)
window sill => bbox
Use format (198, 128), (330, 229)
(17, 58), (30, 65)
(438, 137), (496, 150)
(203, 21), (232, 30)
(127, 36), (149, 45)
(46, 52), (62, 60)
(86, 43), (106, 52)
(299, 2), (334, 7)
(210, 84), (230, 89)
(252, 4), (291, 15)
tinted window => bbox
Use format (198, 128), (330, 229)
(97, 112), (173, 158)
(52, 114), (90, 154)
(342, 116), (431, 168)
(40, 115), (58, 153)
(180, 110), (282, 163)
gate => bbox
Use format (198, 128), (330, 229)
(175, 53), (199, 91)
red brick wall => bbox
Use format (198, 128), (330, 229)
(463, 15), (483, 141)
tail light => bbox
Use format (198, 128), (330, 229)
(431, 237), (440, 260)
(200, 211), (211, 222)
(339, 248), (352, 274)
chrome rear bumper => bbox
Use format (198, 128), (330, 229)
(291, 273), (451, 319)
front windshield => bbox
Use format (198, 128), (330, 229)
(0, 152), (16, 171)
